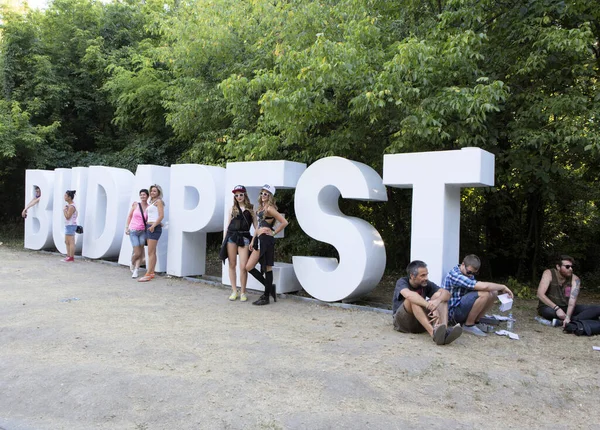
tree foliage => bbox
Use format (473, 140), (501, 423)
(1, 0), (599, 285)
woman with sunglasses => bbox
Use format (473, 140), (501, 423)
(124, 188), (149, 278)
(62, 190), (78, 262)
(246, 184), (288, 306)
(219, 185), (257, 302)
(139, 184), (164, 282)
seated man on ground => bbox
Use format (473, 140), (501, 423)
(537, 255), (600, 327)
(442, 254), (514, 337)
(392, 260), (462, 345)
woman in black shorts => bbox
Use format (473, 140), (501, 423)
(245, 184), (288, 306)
(219, 185), (256, 302)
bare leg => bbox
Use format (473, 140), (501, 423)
(132, 246), (144, 269)
(238, 246), (250, 294)
(65, 236), (75, 258)
(227, 242), (238, 293)
(428, 291), (448, 327)
(146, 239), (157, 274)
(465, 291), (497, 325)
(475, 291), (497, 322)
(403, 298), (434, 336)
(245, 248), (260, 273)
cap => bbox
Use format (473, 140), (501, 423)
(261, 184), (276, 196)
(232, 185), (246, 194)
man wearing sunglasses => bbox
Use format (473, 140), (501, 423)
(537, 255), (600, 327)
(442, 254), (514, 337)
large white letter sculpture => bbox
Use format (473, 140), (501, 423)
(293, 157), (388, 302)
(167, 164), (225, 277)
(52, 167), (88, 254)
(118, 165), (171, 272)
(83, 166), (134, 259)
(24, 170), (55, 250)
(222, 160), (307, 293)
(383, 147), (495, 285)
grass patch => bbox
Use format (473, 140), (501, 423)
(0, 222), (24, 248)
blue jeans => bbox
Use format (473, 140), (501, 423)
(129, 229), (146, 247)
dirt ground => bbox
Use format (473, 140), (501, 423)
(1, 246), (600, 430)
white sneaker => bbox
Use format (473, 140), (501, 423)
(132, 268), (139, 278)
(462, 324), (487, 337)
(130, 263), (134, 273)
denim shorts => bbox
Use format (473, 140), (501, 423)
(129, 229), (146, 247)
(146, 224), (162, 241)
(227, 236), (250, 246)
(451, 291), (480, 324)
(65, 225), (77, 236)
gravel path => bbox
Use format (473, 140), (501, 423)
(1, 247), (599, 429)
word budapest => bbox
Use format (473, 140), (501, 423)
(24, 148), (494, 302)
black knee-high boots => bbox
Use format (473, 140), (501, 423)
(266, 271), (276, 302)
(251, 269), (275, 306)
(249, 268), (266, 287)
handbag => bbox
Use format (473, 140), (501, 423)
(75, 225), (83, 234)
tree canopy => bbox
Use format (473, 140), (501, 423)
(1, 0), (599, 285)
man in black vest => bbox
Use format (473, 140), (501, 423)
(537, 255), (600, 327)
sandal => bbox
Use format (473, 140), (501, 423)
(138, 275), (153, 282)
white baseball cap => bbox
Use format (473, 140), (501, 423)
(261, 184), (276, 196)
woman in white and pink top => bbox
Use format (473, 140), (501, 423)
(138, 184), (164, 282)
(63, 190), (78, 262)
(124, 188), (149, 278)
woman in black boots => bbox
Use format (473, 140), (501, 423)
(246, 184), (288, 306)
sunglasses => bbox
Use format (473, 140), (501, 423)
(234, 193), (245, 197)
(562, 264), (573, 269)
(462, 263), (478, 276)
(260, 192), (270, 196)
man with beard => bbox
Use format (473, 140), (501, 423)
(392, 260), (462, 345)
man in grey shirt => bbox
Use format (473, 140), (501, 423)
(392, 260), (462, 345)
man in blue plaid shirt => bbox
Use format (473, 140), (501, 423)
(442, 254), (514, 337)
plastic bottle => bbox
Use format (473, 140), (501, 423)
(507, 313), (514, 331)
(534, 316), (552, 326)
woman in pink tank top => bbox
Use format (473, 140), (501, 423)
(124, 189), (149, 278)
(62, 190), (78, 262)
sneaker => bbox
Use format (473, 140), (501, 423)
(476, 323), (490, 333)
(444, 323), (463, 345)
(132, 268), (139, 278)
(432, 324), (447, 345)
(240, 293), (248, 302)
(229, 291), (238, 301)
(463, 324), (487, 337)
(61, 257), (74, 262)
